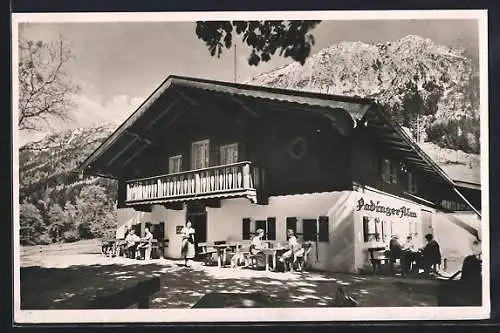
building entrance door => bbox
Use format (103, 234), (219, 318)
(186, 201), (207, 258)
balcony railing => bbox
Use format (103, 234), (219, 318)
(125, 161), (265, 204)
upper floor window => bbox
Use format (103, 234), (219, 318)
(220, 143), (239, 165)
(407, 172), (417, 194)
(441, 200), (469, 211)
(168, 155), (182, 173)
(191, 139), (209, 170)
(382, 158), (398, 184)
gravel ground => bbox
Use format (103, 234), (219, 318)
(19, 241), (442, 309)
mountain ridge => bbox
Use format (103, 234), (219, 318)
(246, 35), (479, 146)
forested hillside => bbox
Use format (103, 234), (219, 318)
(19, 125), (118, 245)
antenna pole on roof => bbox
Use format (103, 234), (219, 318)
(233, 43), (237, 83)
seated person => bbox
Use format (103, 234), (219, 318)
(388, 235), (403, 273)
(125, 229), (140, 259)
(401, 235), (418, 273)
(421, 233), (441, 274)
(250, 229), (265, 253)
(249, 229), (266, 266)
(279, 229), (304, 270)
(136, 227), (154, 260)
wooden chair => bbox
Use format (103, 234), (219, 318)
(243, 243), (264, 269)
(368, 249), (393, 274)
(101, 239), (115, 257)
(137, 239), (159, 260)
(230, 242), (252, 268)
(436, 255), (482, 306)
(197, 242), (217, 265)
(294, 242), (313, 272)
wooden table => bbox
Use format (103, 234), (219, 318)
(262, 247), (288, 271)
(367, 246), (387, 273)
(134, 239), (158, 259)
(212, 243), (239, 268)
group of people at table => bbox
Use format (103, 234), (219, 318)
(180, 220), (309, 271)
(380, 233), (442, 275)
(118, 226), (154, 260)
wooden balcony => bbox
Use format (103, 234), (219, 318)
(125, 161), (266, 205)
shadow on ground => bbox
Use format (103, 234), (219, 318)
(20, 258), (441, 309)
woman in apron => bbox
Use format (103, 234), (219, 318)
(180, 220), (196, 267)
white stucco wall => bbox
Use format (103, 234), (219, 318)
(150, 205), (186, 258)
(117, 206), (186, 258)
(433, 211), (481, 271)
(116, 190), (480, 274)
(351, 187), (430, 271)
(116, 208), (152, 238)
(205, 191), (357, 272)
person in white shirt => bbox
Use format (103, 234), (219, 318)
(125, 229), (140, 259)
(137, 227), (154, 260)
(250, 229), (265, 254)
(279, 229), (304, 271)
(401, 235), (418, 274)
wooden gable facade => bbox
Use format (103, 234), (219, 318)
(77, 75), (479, 216)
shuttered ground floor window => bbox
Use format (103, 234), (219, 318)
(362, 215), (423, 244)
(242, 216), (329, 242)
(303, 217), (329, 242)
(242, 217), (276, 240)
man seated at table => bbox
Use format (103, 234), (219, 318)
(136, 227), (154, 260)
(279, 229), (304, 271)
(125, 229), (140, 259)
(388, 235), (403, 274)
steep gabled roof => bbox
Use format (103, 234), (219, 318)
(75, 75), (480, 216)
(76, 75), (373, 177)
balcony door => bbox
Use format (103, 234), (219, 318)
(191, 139), (209, 170)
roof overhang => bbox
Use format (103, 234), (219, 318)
(75, 75), (373, 178)
(454, 180), (481, 191)
(362, 104), (481, 217)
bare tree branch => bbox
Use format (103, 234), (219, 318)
(18, 35), (80, 132)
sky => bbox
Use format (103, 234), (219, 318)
(16, 18), (480, 145)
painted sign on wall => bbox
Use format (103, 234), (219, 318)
(356, 197), (418, 219)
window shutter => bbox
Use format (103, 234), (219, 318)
(363, 217), (370, 242)
(390, 162), (398, 184)
(286, 217), (297, 238)
(209, 140), (218, 167)
(242, 218), (251, 240)
(381, 158), (390, 183)
(318, 216), (329, 242)
(220, 146), (227, 165)
(117, 180), (127, 208)
(303, 219), (317, 242)
(267, 217), (276, 241)
(232, 143), (239, 163)
(380, 220), (385, 242)
(134, 224), (142, 237)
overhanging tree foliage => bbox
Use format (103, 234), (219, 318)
(195, 20), (321, 66)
